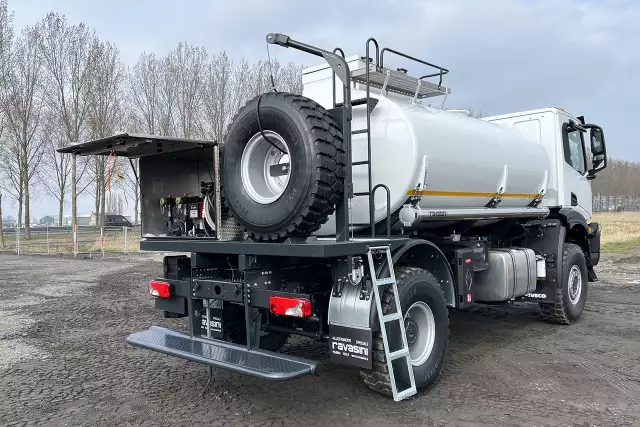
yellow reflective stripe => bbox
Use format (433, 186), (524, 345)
(406, 190), (539, 198)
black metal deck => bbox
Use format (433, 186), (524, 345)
(126, 326), (322, 380)
(139, 236), (410, 257)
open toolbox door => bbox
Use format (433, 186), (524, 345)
(58, 133), (223, 241)
(57, 132), (217, 158)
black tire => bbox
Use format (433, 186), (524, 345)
(540, 243), (588, 324)
(223, 92), (345, 240)
(360, 267), (449, 396)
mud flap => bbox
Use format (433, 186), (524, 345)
(329, 325), (372, 369)
(523, 219), (565, 304)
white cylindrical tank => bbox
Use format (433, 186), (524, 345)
(302, 59), (550, 235)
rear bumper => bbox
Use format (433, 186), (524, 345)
(126, 326), (322, 380)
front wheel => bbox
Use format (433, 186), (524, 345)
(540, 243), (588, 324)
(360, 267), (449, 396)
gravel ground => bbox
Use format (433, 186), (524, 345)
(1, 252), (640, 426)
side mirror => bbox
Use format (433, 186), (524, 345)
(584, 124), (607, 175)
(589, 126), (605, 155)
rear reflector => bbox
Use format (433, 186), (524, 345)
(149, 280), (172, 298)
(269, 296), (312, 318)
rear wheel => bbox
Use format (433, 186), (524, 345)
(360, 267), (449, 396)
(540, 243), (588, 324)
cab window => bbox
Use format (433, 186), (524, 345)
(563, 123), (586, 174)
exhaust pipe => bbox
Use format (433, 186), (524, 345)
(399, 204), (549, 228)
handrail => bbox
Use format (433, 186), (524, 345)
(371, 184), (392, 238)
(332, 47), (345, 108)
(365, 38), (379, 235)
(380, 47), (449, 87)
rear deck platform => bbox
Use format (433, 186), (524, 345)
(139, 236), (410, 257)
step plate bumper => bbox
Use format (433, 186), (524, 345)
(126, 326), (322, 380)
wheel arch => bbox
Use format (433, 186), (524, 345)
(379, 239), (456, 307)
(557, 208), (596, 270)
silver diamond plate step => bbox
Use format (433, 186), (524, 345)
(126, 326), (322, 380)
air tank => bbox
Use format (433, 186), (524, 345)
(302, 57), (551, 235)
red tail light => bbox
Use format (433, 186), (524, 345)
(148, 280), (172, 298)
(269, 296), (312, 318)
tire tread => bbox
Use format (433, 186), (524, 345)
(226, 92), (345, 240)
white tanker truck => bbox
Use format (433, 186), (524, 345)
(61, 33), (608, 401)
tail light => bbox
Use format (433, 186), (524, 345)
(148, 280), (172, 298)
(269, 296), (312, 318)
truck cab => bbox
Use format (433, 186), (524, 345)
(484, 108), (607, 221)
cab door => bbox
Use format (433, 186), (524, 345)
(559, 116), (592, 219)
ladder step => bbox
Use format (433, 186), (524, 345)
(382, 312), (402, 322)
(352, 160), (369, 166)
(352, 129), (368, 135)
(350, 98), (369, 106)
(376, 277), (395, 286)
(353, 192), (370, 197)
(335, 98), (369, 107)
(388, 348), (410, 360)
(394, 386), (417, 401)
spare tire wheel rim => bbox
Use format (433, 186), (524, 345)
(404, 301), (436, 366)
(241, 131), (292, 204)
(568, 264), (582, 305)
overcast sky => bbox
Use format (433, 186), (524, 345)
(5, 0), (639, 220)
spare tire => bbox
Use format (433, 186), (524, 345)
(223, 92), (345, 240)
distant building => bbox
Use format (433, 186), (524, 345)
(77, 214), (92, 226)
(40, 216), (55, 226)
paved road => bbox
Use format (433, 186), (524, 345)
(1, 253), (640, 426)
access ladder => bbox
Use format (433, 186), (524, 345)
(367, 246), (416, 401)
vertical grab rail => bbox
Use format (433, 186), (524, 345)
(371, 184), (391, 238)
(366, 38), (380, 237)
(332, 47), (345, 108)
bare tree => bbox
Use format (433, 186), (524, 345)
(39, 111), (72, 225)
(106, 192), (125, 215)
(0, 26), (46, 238)
(129, 51), (178, 136)
(200, 52), (233, 141)
(120, 157), (140, 224)
(0, 0), (13, 241)
(171, 43), (207, 138)
(87, 41), (125, 226)
(38, 12), (98, 229)
(129, 52), (160, 134)
(0, 192), (3, 248)
(0, 136), (21, 223)
(158, 55), (177, 135)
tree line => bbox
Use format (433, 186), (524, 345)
(591, 158), (640, 211)
(0, 1), (302, 240)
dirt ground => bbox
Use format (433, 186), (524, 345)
(1, 253), (640, 427)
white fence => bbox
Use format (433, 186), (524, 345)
(1, 225), (141, 256)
